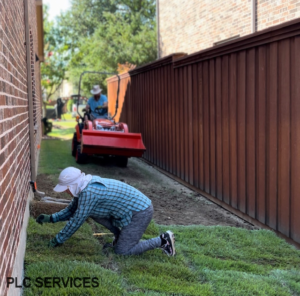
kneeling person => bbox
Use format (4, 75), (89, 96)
(36, 167), (175, 256)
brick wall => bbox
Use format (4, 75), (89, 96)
(256, 0), (300, 29)
(0, 0), (42, 294)
(158, 0), (300, 57)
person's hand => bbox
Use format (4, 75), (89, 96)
(48, 237), (62, 248)
(36, 214), (51, 225)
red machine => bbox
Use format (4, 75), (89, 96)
(71, 71), (146, 167)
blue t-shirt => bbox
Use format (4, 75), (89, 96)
(88, 94), (108, 118)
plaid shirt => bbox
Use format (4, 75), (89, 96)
(52, 176), (151, 244)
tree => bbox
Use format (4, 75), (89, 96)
(57, 0), (157, 97)
(41, 5), (70, 101)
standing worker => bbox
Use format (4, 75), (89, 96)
(36, 167), (176, 256)
(56, 98), (64, 120)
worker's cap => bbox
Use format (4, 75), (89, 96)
(90, 85), (102, 95)
(53, 167), (81, 192)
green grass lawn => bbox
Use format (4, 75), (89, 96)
(38, 139), (79, 175)
(47, 117), (77, 140)
(24, 139), (300, 295)
(52, 121), (77, 128)
(63, 113), (74, 121)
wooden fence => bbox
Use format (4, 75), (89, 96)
(107, 19), (300, 246)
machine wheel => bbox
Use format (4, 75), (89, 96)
(72, 133), (78, 157)
(76, 145), (88, 164)
(116, 156), (128, 168)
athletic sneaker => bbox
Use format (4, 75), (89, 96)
(160, 230), (176, 256)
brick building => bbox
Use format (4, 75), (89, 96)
(157, 0), (300, 57)
(0, 0), (43, 295)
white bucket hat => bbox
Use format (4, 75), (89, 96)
(53, 167), (93, 197)
(90, 85), (102, 95)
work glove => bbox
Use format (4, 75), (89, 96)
(36, 214), (51, 225)
(96, 105), (103, 109)
(48, 237), (62, 248)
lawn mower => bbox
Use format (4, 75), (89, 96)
(72, 71), (146, 167)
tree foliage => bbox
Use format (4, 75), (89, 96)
(56, 0), (157, 97)
(41, 6), (69, 101)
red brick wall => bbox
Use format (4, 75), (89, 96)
(256, 0), (300, 29)
(0, 0), (42, 294)
(158, 0), (300, 57)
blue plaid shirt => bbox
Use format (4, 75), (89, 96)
(52, 176), (151, 244)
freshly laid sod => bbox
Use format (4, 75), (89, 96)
(24, 218), (300, 295)
(25, 218), (106, 264)
(24, 138), (300, 295)
(24, 261), (125, 296)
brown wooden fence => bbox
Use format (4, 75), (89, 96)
(107, 19), (300, 246)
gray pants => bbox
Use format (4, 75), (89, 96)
(92, 204), (161, 255)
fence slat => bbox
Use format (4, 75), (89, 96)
(154, 70), (159, 166)
(229, 53), (237, 208)
(278, 39), (291, 237)
(266, 42), (278, 230)
(215, 57), (223, 200)
(170, 65), (176, 175)
(188, 65), (194, 185)
(257, 46), (267, 224)
(167, 65), (172, 173)
(175, 68), (180, 178)
(209, 59), (216, 198)
(222, 56), (230, 204)
(183, 66), (189, 183)
(203, 61), (210, 193)
(192, 64), (199, 188)
(246, 48), (256, 219)
(198, 63), (204, 191)
(291, 36), (300, 242)
(179, 68), (185, 180)
(237, 51), (246, 213)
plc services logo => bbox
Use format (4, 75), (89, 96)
(7, 277), (100, 288)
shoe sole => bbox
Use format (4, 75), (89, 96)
(166, 230), (176, 256)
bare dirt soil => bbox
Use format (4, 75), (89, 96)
(36, 157), (256, 230)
